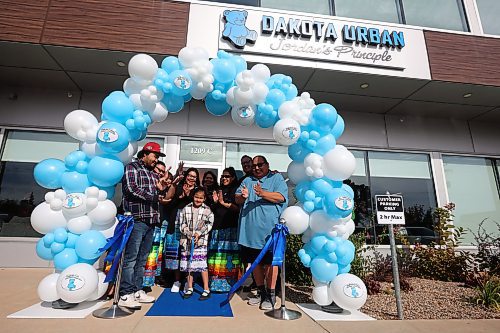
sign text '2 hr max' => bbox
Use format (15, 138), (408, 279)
(261, 16), (405, 49)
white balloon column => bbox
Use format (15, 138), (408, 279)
(32, 47), (366, 310)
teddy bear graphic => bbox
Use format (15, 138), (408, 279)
(222, 10), (258, 48)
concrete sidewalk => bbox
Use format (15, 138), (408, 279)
(1, 268), (498, 333)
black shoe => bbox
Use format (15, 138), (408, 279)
(183, 289), (194, 299)
(199, 290), (211, 301)
(321, 302), (344, 314)
(51, 299), (78, 309)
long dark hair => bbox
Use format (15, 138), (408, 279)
(222, 167), (238, 188)
(202, 170), (219, 189)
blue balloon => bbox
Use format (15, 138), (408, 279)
(53, 227), (68, 243)
(36, 239), (54, 260)
(87, 155), (124, 188)
(161, 56), (180, 73)
(310, 234), (328, 254)
(75, 160), (88, 174)
(75, 230), (107, 260)
(305, 190), (316, 201)
(43, 233), (55, 247)
(323, 188), (354, 219)
(332, 115), (345, 139)
(78, 257), (99, 265)
(303, 201), (315, 213)
(294, 181), (310, 202)
(205, 93), (231, 116)
(310, 255), (339, 283)
(313, 133), (336, 156)
(169, 70), (192, 96)
(311, 178), (333, 196)
(61, 171), (91, 193)
(265, 89), (286, 110)
(54, 248), (79, 270)
(98, 186), (115, 200)
(183, 94), (192, 103)
(65, 232), (79, 249)
(102, 91), (135, 124)
(288, 142), (311, 162)
(255, 105), (278, 128)
(336, 240), (355, 266)
(51, 241), (65, 255)
(338, 263), (351, 274)
(342, 184), (355, 198)
(162, 93), (184, 113)
(285, 83), (298, 100)
(34, 159), (66, 189)
(310, 104), (338, 134)
(211, 58), (236, 83)
(230, 55), (247, 74)
(96, 121), (131, 154)
(129, 128), (147, 141)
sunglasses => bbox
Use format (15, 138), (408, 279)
(252, 162), (267, 169)
(221, 175), (232, 179)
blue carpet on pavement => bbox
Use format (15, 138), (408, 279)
(145, 286), (233, 317)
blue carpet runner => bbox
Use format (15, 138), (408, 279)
(145, 286), (233, 317)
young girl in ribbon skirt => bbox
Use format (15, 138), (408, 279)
(178, 187), (214, 300)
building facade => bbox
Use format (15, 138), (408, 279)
(1, 0), (499, 267)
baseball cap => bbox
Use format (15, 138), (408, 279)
(141, 142), (165, 157)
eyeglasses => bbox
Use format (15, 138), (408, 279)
(252, 162), (267, 169)
(154, 167), (165, 174)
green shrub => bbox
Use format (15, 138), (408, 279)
(285, 234), (312, 286)
(470, 219), (500, 276)
(473, 276), (500, 310)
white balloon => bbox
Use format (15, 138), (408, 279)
(87, 200), (117, 226)
(124, 78), (146, 96)
(92, 217), (118, 238)
(273, 118), (300, 146)
(323, 145), (356, 181)
(98, 190), (108, 201)
(86, 270), (109, 301)
(31, 202), (68, 234)
(85, 186), (100, 199)
(37, 273), (60, 302)
(252, 82), (269, 104)
(312, 283), (334, 306)
(287, 162), (307, 185)
(251, 64), (271, 82)
(329, 273), (367, 311)
(233, 88), (254, 106)
(301, 228), (313, 243)
(280, 206), (310, 235)
(148, 102), (169, 122)
(304, 153), (324, 178)
(45, 192), (55, 203)
(278, 100), (300, 120)
(178, 47), (199, 68)
(50, 198), (63, 211)
(342, 220), (356, 240)
(54, 189), (67, 201)
(57, 263), (99, 304)
(128, 54), (158, 85)
(80, 141), (103, 159)
(117, 141), (138, 164)
(62, 193), (87, 220)
(231, 105), (255, 126)
(67, 215), (92, 235)
(64, 110), (98, 142)
(310, 210), (337, 234)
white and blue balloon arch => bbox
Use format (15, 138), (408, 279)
(32, 47), (367, 311)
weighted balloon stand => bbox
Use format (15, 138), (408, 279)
(265, 221), (302, 320)
(93, 213), (133, 319)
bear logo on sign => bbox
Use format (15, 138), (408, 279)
(222, 10), (258, 48)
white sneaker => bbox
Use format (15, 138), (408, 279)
(135, 290), (155, 303)
(171, 281), (181, 293)
(118, 293), (141, 310)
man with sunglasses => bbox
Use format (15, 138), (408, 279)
(119, 142), (169, 309)
(235, 155), (288, 311)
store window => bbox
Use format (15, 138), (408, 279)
(334, 0), (401, 24)
(401, 0), (468, 31)
(476, 0), (500, 35)
(368, 151), (437, 244)
(226, 142), (291, 176)
(261, 0), (331, 15)
(0, 130), (79, 237)
(442, 156), (500, 245)
(180, 139), (223, 163)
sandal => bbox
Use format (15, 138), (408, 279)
(199, 290), (211, 301)
(183, 288), (194, 299)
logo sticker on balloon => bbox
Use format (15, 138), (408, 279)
(174, 75), (191, 90)
(97, 128), (118, 143)
(335, 196), (353, 211)
(238, 106), (254, 118)
(343, 283), (363, 298)
(63, 194), (82, 209)
(60, 274), (85, 291)
(282, 126), (299, 140)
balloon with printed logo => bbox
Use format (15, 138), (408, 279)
(56, 263), (99, 304)
(231, 105), (255, 126)
(87, 155), (124, 188)
(37, 273), (60, 302)
(329, 273), (367, 311)
(273, 118), (300, 146)
(62, 193), (87, 219)
(34, 159), (66, 189)
(169, 70), (193, 96)
(96, 121), (131, 154)
(323, 187), (354, 219)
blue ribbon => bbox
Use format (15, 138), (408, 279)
(99, 214), (135, 283)
(221, 223), (289, 307)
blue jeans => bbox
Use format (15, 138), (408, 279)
(119, 221), (154, 296)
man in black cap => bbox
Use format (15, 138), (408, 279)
(118, 142), (169, 309)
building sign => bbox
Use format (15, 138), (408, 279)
(187, 3), (430, 79)
(179, 140), (223, 163)
(375, 194), (405, 225)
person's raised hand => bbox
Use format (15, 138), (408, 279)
(241, 185), (249, 199)
(212, 191), (219, 203)
(253, 182), (264, 197)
